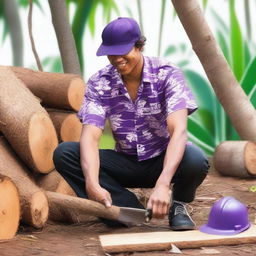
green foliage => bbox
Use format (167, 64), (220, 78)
(163, 1), (256, 155)
(69, 0), (119, 73)
(229, 0), (244, 80)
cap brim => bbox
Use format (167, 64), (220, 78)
(199, 223), (251, 236)
(96, 43), (135, 56)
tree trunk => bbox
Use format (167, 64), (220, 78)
(35, 169), (76, 197)
(11, 66), (85, 111)
(0, 66), (58, 173)
(3, 0), (23, 66)
(0, 138), (49, 228)
(48, 0), (82, 75)
(0, 174), (20, 239)
(171, 0), (256, 140)
(46, 191), (97, 223)
(213, 141), (256, 178)
(48, 110), (82, 142)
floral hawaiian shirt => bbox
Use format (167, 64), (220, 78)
(77, 56), (197, 161)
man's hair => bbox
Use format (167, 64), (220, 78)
(135, 36), (147, 49)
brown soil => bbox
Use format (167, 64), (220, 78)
(1, 166), (256, 256)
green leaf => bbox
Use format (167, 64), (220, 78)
(188, 131), (214, 156)
(41, 56), (63, 73)
(211, 8), (229, 34)
(240, 56), (256, 95)
(243, 39), (251, 69)
(229, 0), (244, 80)
(184, 70), (215, 135)
(248, 85), (256, 107)
(88, 1), (98, 37)
(164, 45), (176, 56)
(125, 6), (133, 18)
(188, 117), (215, 147)
(202, 0), (208, 9)
(216, 30), (230, 65)
(177, 60), (189, 68)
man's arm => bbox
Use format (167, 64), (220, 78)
(147, 108), (188, 218)
(80, 124), (112, 207)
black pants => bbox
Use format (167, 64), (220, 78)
(53, 142), (209, 209)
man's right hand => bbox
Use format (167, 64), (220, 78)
(86, 183), (112, 208)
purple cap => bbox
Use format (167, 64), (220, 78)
(96, 17), (141, 56)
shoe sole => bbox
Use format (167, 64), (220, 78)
(170, 225), (196, 231)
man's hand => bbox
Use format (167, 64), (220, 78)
(147, 184), (171, 218)
(86, 183), (112, 208)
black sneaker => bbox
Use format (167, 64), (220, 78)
(169, 201), (196, 231)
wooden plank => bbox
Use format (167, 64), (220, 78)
(99, 225), (256, 253)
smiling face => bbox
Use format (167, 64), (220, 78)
(107, 47), (143, 78)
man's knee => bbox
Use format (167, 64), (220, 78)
(181, 144), (209, 179)
(53, 142), (79, 170)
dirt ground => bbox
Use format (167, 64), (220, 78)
(1, 164), (256, 256)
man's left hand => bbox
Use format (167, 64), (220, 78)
(146, 184), (171, 219)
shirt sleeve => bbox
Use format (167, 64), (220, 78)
(164, 67), (198, 116)
(77, 79), (107, 130)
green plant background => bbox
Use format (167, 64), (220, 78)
(0, 0), (255, 155)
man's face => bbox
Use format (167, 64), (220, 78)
(107, 47), (142, 76)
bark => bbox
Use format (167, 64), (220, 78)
(48, 110), (82, 142)
(3, 0), (23, 66)
(0, 138), (49, 228)
(48, 0), (82, 75)
(35, 169), (76, 197)
(171, 0), (256, 140)
(11, 66), (85, 111)
(213, 141), (256, 178)
(0, 174), (20, 239)
(46, 191), (100, 223)
(0, 66), (58, 173)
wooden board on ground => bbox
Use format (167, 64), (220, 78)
(99, 225), (256, 253)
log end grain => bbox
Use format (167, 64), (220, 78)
(29, 113), (58, 173)
(29, 191), (49, 228)
(244, 142), (256, 176)
(68, 78), (85, 111)
(0, 176), (20, 239)
(61, 114), (82, 142)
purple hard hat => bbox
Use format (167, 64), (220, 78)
(96, 17), (141, 56)
(200, 196), (250, 235)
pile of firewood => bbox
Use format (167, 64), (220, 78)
(0, 66), (85, 239)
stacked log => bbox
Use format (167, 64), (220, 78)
(48, 110), (82, 142)
(35, 170), (76, 197)
(0, 138), (49, 228)
(0, 174), (20, 239)
(0, 66), (58, 174)
(11, 66), (85, 111)
(0, 65), (87, 232)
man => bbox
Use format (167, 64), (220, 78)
(53, 17), (209, 230)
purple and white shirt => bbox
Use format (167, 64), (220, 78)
(77, 56), (197, 161)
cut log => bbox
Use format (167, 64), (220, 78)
(0, 138), (49, 228)
(99, 225), (256, 253)
(35, 169), (76, 197)
(48, 110), (82, 142)
(213, 141), (256, 178)
(46, 191), (97, 223)
(11, 66), (85, 111)
(0, 174), (20, 239)
(0, 66), (58, 173)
